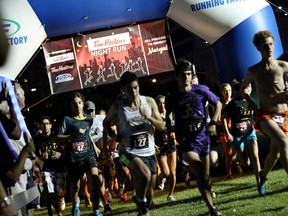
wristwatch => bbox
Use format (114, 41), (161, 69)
(0, 196), (11, 208)
(209, 119), (217, 126)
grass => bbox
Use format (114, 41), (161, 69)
(35, 168), (288, 216)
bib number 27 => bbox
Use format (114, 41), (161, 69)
(130, 133), (149, 149)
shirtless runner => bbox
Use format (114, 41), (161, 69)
(242, 30), (288, 196)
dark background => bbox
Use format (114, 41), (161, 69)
(16, 3), (288, 134)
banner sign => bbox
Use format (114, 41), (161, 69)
(167, 0), (269, 44)
(43, 20), (174, 94)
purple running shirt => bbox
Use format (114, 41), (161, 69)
(166, 84), (219, 155)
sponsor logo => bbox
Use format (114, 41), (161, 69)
(2, 19), (28, 45)
(55, 73), (74, 84)
(2, 19), (21, 36)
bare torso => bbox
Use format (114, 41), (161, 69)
(247, 59), (288, 113)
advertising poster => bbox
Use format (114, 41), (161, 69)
(43, 38), (81, 94)
(43, 19), (174, 94)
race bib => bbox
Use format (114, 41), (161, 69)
(186, 119), (204, 134)
(271, 114), (285, 126)
(162, 134), (169, 145)
(235, 121), (250, 133)
(130, 133), (149, 149)
(72, 141), (88, 154)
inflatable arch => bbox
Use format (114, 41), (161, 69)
(0, 0), (284, 84)
(167, 0), (283, 83)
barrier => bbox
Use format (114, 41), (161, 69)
(10, 183), (43, 210)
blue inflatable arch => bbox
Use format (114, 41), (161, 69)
(167, 0), (283, 83)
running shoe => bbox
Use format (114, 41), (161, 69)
(138, 202), (150, 216)
(118, 188), (129, 202)
(234, 161), (243, 175)
(210, 189), (217, 199)
(210, 207), (222, 216)
(184, 172), (190, 188)
(99, 200), (103, 208)
(109, 189), (115, 197)
(226, 174), (233, 179)
(167, 195), (176, 202)
(132, 195), (137, 203)
(93, 209), (103, 216)
(106, 189), (113, 202)
(85, 195), (92, 208)
(71, 197), (80, 216)
(121, 193), (129, 202)
(104, 204), (112, 213)
(132, 196), (150, 216)
(158, 178), (165, 190)
(149, 201), (157, 210)
(58, 197), (66, 211)
(118, 187), (124, 198)
(258, 172), (268, 196)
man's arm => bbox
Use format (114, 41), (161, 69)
(7, 100), (21, 140)
(143, 97), (164, 131)
(0, 84), (21, 140)
(282, 61), (288, 92)
(207, 101), (222, 136)
(55, 119), (74, 143)
(209, 101), (222, 124)
(55, 134), (74, 143)
(103, 103), (118, 147)
(221, 113), (233, 142)
(0, 179), (17, 216)
(241, 69), (257, 109)
(5, 139), (35, 185)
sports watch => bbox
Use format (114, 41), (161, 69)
(0, 196), (11, 208)
(209, 119), (217, 126)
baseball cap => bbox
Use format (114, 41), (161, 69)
(85, 101), (95, 110)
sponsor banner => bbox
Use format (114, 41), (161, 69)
(43, 38), (82, 94)
(167, 0), (269, 44)
(0, 0), (47, 80)
(43, 20), (174, 94)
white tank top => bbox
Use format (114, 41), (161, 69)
(118, 96), (155, 156)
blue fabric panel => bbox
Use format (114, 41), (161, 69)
(212, 5), (283, 83)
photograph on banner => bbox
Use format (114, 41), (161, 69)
(43, 19), (174, 94)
